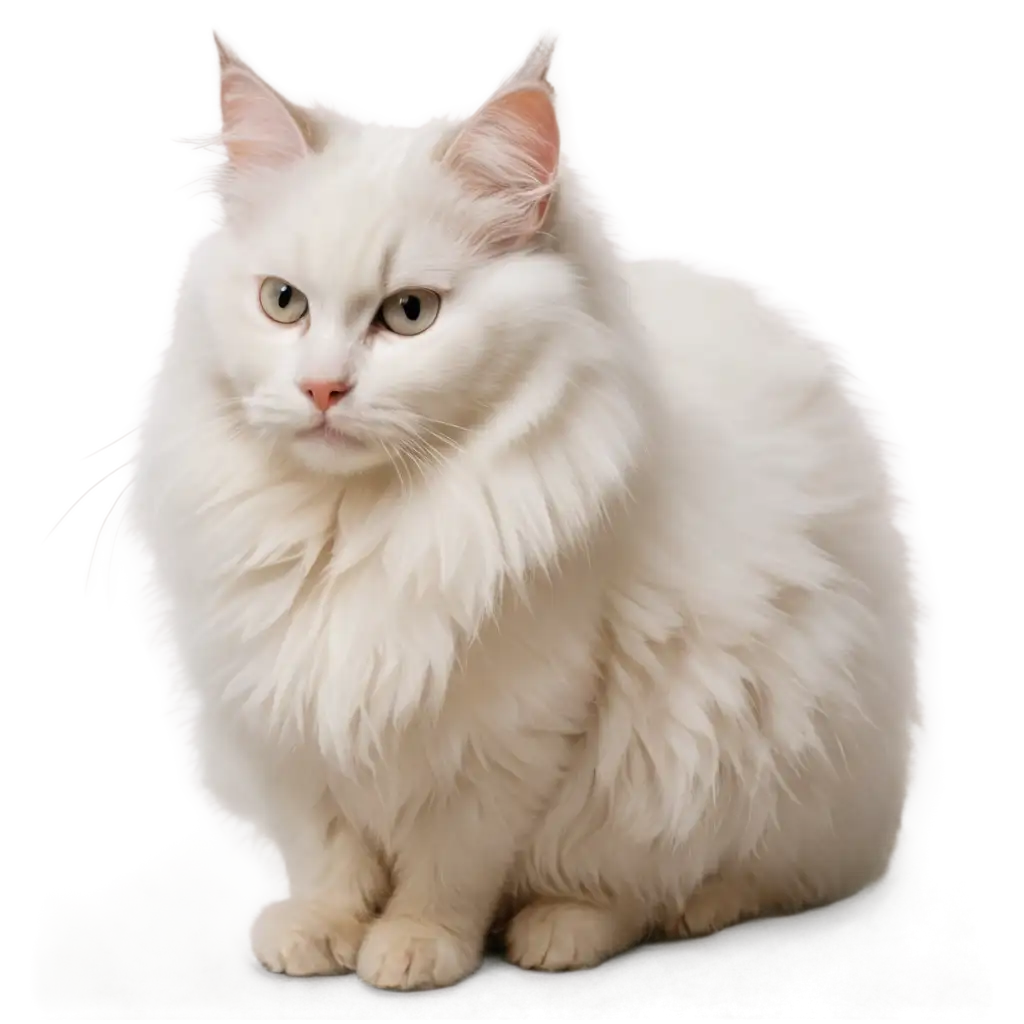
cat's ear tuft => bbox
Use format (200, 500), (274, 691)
(214, 34), (311, 175)
(207, 30), (232, 73)
(443, 39), (560, 248)
(503, 36), (556, 92)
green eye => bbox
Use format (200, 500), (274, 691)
(377, 289), (441, 336)
(259, 276), (309, 324)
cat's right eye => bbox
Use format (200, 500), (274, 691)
(259, 277), (309, 325)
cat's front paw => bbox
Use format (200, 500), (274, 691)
(356, 916), (481, 990)
(252, 898), (368, 976)
(505, 899), (641, 971)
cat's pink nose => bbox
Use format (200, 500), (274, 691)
(300, 379), (352, 412)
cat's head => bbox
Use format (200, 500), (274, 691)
(189, 36), (586, 477)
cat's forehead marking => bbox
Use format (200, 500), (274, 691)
(294, 130), (421, 280)
(260, 125), (462, 322)
(275, 173), (391, 299)
(342, 239), (398, 326)
(378, 241), (396, 295)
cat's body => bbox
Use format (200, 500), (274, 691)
(134, 39), (915, 988)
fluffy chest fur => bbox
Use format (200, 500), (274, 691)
(140, 357), (634, 788)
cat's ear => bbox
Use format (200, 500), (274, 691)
(214, 34), (314, 175)
(443, 38), (560, 247)
(501, 37), (556, 92)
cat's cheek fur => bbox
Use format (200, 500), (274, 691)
(361, 254), (585, 414)
(132, 45), (915, 990)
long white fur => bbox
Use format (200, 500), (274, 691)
(133, 38), (916, 989)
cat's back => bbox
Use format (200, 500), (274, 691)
(624, 259), (836, 421)
(614, 257), (915, 802)
(618, 245), (909, 528)
(619, 257), (910, 654)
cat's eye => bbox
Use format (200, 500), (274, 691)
(259, 276), (309, 325)
(377, 289), (441, 337)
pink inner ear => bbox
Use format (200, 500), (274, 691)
(489, 88), (559, 188)
(446, 85), (560, 243)
(221, 67), (308, 173)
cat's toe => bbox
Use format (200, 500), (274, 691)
(251, 899), (368, 976)
(505, 899), (641, 971)
(356, 916), (480, 990)
(679, 877), (748, 936)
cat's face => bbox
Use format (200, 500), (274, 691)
(193, 39), (567, 477)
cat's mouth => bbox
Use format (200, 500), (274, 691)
(295, 422), (367, 449)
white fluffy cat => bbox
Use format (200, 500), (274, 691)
(133, 36), (916, 990)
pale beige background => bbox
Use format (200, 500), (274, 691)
(0, 12), (1019, 1024)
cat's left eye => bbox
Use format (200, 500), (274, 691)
(376, 289), (441, 337)
(259, 276), (309, 325)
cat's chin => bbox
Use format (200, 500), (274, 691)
(290, 433), (388, 476)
